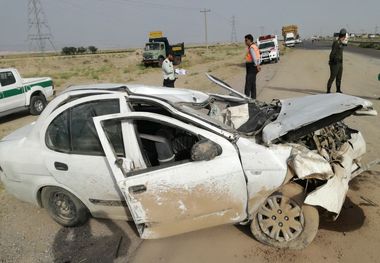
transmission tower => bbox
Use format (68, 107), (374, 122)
(27, 0), (56, 52)
(230, 16), (237, 43)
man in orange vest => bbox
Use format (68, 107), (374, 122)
(244, 34), (261, 99)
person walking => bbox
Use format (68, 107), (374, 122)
(244, 34), (261, 99)
(162, 52), (176, 88)
(327, 28), (348, 93)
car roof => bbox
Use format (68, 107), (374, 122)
(62, 83), (210, 104)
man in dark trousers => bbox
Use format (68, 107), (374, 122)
(244, 34), (261, 99)
(327, 28), (348, 93)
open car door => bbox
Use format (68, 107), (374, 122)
(94, 112), (248, 239)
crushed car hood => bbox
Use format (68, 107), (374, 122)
(262, 93), (376, 143)
(206, 74), (377, 144)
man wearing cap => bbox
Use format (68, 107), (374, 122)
(244, 34), (261, 99)
(327, 28), (348, 93)
(162, 52), (177, 88)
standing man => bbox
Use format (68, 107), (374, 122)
(244, 34), (261, 99)
(327, 28), (348, 93)
(162, 52), (176, 88)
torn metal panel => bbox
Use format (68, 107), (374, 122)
(206, 73), (249, 99)
(262, 93), (375, 144)
(287, 145), (334, 180)
(304, 132), (366, 214)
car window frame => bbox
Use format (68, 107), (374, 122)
(42, 94), (129, 156)
(0, 71), (16, 87)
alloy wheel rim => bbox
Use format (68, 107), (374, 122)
(257, 195), (304, 242)
(34, 100), (44, 112)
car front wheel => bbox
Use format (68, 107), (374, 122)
(250, 183), (319, 249)
(41, 187), (90, 227)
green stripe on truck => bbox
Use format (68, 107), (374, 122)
(0, 80), (52, 99)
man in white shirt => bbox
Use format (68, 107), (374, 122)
(162, 52), (176, 88)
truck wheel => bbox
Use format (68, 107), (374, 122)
(158, 56), (165, 67)
(41, 187), (90, 227)
(275, 57), (279, 63)
(250, 183), (319, 249)
(174, 56), (182, 65)
(29, 95), (47, 115)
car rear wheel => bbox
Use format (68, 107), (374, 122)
(250, 183), (319, 249)
(41, 187), (90, 227)
(29, 95), (47, 115)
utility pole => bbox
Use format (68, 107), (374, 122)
(27, 0), (56, 52)
(230, 16), (237, 43)
(200, 8), (211, 50)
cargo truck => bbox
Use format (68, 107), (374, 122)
(142, 31), (185, 67)
(282, 25), (300, 47)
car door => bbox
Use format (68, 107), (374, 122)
(41, 94), (137, 220)
(94, 112), (248, 239)
(0, 70), (25, 112)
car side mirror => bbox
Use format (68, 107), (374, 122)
(191, 139), (222, 162)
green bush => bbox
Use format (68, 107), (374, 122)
(359, 42), (376, 48)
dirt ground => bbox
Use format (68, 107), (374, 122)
(1, 46), (380, 263)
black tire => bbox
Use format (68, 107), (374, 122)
(41, 187), (90, 227)
(250, 183), (319, 249)
(275, 57), (279, 63)
(29, 95), (47, 115)
(174, 56), (182, 65)
(158, 56), (165, 67)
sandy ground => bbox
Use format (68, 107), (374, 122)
(1, 47), (380, 263)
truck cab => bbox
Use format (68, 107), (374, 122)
(0, 68), (54, 117)
(284, 33), (296, 47)
(143, 39), (168, 66)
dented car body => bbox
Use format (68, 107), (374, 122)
(0, 75), (378, 248)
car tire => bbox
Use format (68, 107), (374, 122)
(29, 95), (47, 115)
(41, 187), (90, 227)
(250, 183), (319, 249)
(275, 57), (279, 63)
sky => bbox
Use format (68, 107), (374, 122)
(0, 0), (379, 51)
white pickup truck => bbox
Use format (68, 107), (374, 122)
(0, 68), (54, 117)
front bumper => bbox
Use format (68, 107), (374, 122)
(260, 52), (277, 62)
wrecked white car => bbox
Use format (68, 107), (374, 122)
(0, 75), (378, 249)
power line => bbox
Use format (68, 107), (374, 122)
(231, 16), (237, 43)
(200, 8), (211, 50)
(27, 0), (56, 52)
(96, 0), (201, 11)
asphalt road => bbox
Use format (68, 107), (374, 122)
(297, 40), (380, 59)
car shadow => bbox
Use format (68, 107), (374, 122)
(318, 197), (365, 232)
(52, 219), (132, 263)
(266, 86), (325, 95)
(0, 110), (30, 123)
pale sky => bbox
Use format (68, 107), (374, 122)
(0, 0), (379, 51)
